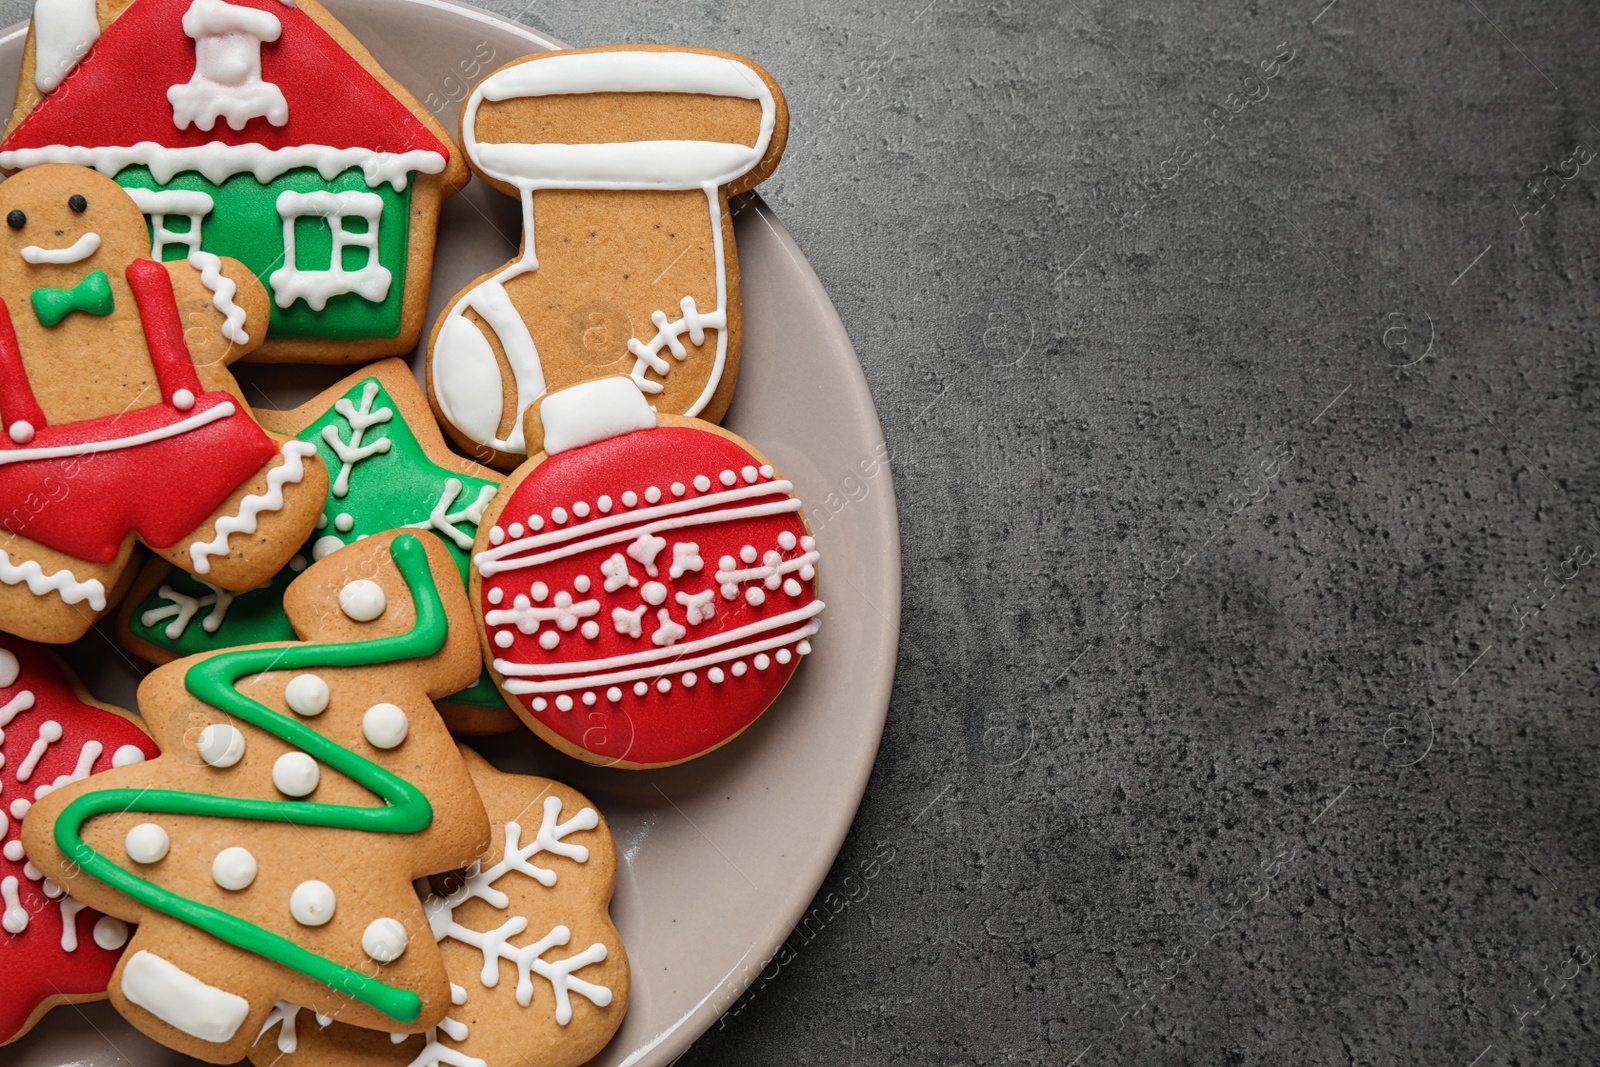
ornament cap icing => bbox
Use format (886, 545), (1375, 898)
(533, 376), (658, 456)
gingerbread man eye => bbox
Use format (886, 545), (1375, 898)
(68, 195), (86, 213)
(5, 210), (23, 230)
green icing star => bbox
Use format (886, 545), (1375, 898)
(128, 376), (503, 708)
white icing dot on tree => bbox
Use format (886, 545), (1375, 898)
(289, 880), (336, 926)
(197, 723), (245, 768)
(93, 915), (129, 950)
(361, 703), (409, 750)
(272, 752), (319, 797)
(338, 580), (387, 622)
(112, 744), (147, 768)
(312, 535), (345, 561)
(125, 823), (170, 864)
(363, 917), (408, 963)
(212, 846), (258, 891)
(285, 674), (331, 716)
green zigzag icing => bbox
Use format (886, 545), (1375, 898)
(58, 534), (446, 1025)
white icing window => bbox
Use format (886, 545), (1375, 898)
(124, 187), (215, 260)
(268, 190), (392, 312)
(167, 0), (288, 132)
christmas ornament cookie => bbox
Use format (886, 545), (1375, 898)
(1, 0), (469, 362)
(0, 164), (328, 645)
(473, 377), (823, 768)
(19, 531), (492, 1063)
(0, 636), (158, 1045)
(116, 360), (516, 734)
(427, 44), (789, 467)
(249, 746), (629, 1067)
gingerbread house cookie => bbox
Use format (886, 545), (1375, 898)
(0, 0), (469, 362)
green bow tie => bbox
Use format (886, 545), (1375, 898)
(32, 269), (115, 327)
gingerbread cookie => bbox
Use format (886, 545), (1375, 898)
(1, 0), (469, 363)
(427, 45), (788, 467)
(472, 377), (823, 768)
(249, 746), (629, 1067)
(117, 360), (516, 734)
(19, 531), (492, 1062)
(0, 636), (159, 1045)
(0, 164), (328, 645)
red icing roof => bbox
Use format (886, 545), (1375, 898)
(2, 0), (447, 158)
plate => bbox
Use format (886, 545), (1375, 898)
(1, 1), (900, 1065)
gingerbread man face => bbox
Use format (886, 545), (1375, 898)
(0, 165), (156, 427)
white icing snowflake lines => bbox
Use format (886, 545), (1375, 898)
(139, 580), (239, 640)
(423, 795), (610, 1026)
(406, 478), (497, 551)
(323, 380), (394, 498)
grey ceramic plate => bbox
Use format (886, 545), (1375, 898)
(1, 1), (899, 1065)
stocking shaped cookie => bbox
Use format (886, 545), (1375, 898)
(249, 747), (629, 1067)
(116, 360), (517, 735)
(0, 637), (159, 1045)
(1, 0), (468, 362)
(0, 165), (329, 645)
(428, 45), (788, 467)
(19, 532), (491, 1063)
(472, 377), (823, 768)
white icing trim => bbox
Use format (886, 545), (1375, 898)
(139, 581), (237, 638)
(0, 548), (107, 609)
(0, 402), (234, 467)
(494, 601), (823, 693)
(269, 190), (391, 311)
(19, 230), (100, 264)
(464, 51), (776, 191)
(475, 483), (802, 577)
(321, 380), (392, 497)
(403, 479), (495, 550)
(540, 378), (657, 455)
(31, 0), (101, 94)
(120, 949), (250, 1043)
(187, 250), (249, 345)
(0, 144), (447, 191)
(188, 438), (318, 574)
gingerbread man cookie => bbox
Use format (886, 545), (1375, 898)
(428, 45), (788, 467)
(472, 377), (823, 768)
(116, 360), (517, 735)
(249, 747), (629, 1067)
(19, 531), (491, 1062)
(0, 164), (328, 645)
(0, 636), (159, 1046)
(2, 0), (469, 362)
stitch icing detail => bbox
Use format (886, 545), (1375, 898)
(189, 439), (318, 573)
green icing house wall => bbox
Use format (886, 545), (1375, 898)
(117, 165), (412, 341)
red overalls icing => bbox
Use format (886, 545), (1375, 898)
(0, 259), (279, 563)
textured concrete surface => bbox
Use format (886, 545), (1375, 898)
(10, 0), (1600, 1062)
(496, 2), (1600, 1065)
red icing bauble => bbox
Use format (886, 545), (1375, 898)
(478, 424), (822, 766)
(0, 637), (158, 1043)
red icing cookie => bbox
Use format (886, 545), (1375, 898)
(0, 636), (158, 1045)
(472, 377), (823, 768)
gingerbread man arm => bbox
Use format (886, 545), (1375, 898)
(163, 255), (271, 372)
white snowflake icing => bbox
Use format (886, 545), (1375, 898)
(717, 536), (819, 600)
(651, 609), (687, 648)
(422, 797), (611, 1026)
(625, 533), (666, 577)
(675, 589), (716, 626)
(323, 381), (394, 498)
(486, 582), (600, 644)
(612, 605), (645, 638)
(600, 553), (637, 593)
(668, 542), (703, 579)
(406, 479), (497, 550)
(138, 581), (238, 639)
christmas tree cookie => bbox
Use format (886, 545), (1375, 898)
(473, 377), (824, 768)
(0, 635), (159, 1045)
(427, 45), (788, 467)
(117, 360), (515, 734)
(249, 747), (629, 1067)
(19, 531), (492, 1063)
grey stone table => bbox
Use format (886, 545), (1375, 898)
(7, 0), (1598, 1063)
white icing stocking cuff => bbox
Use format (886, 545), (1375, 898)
(538, 378), (658, 455)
